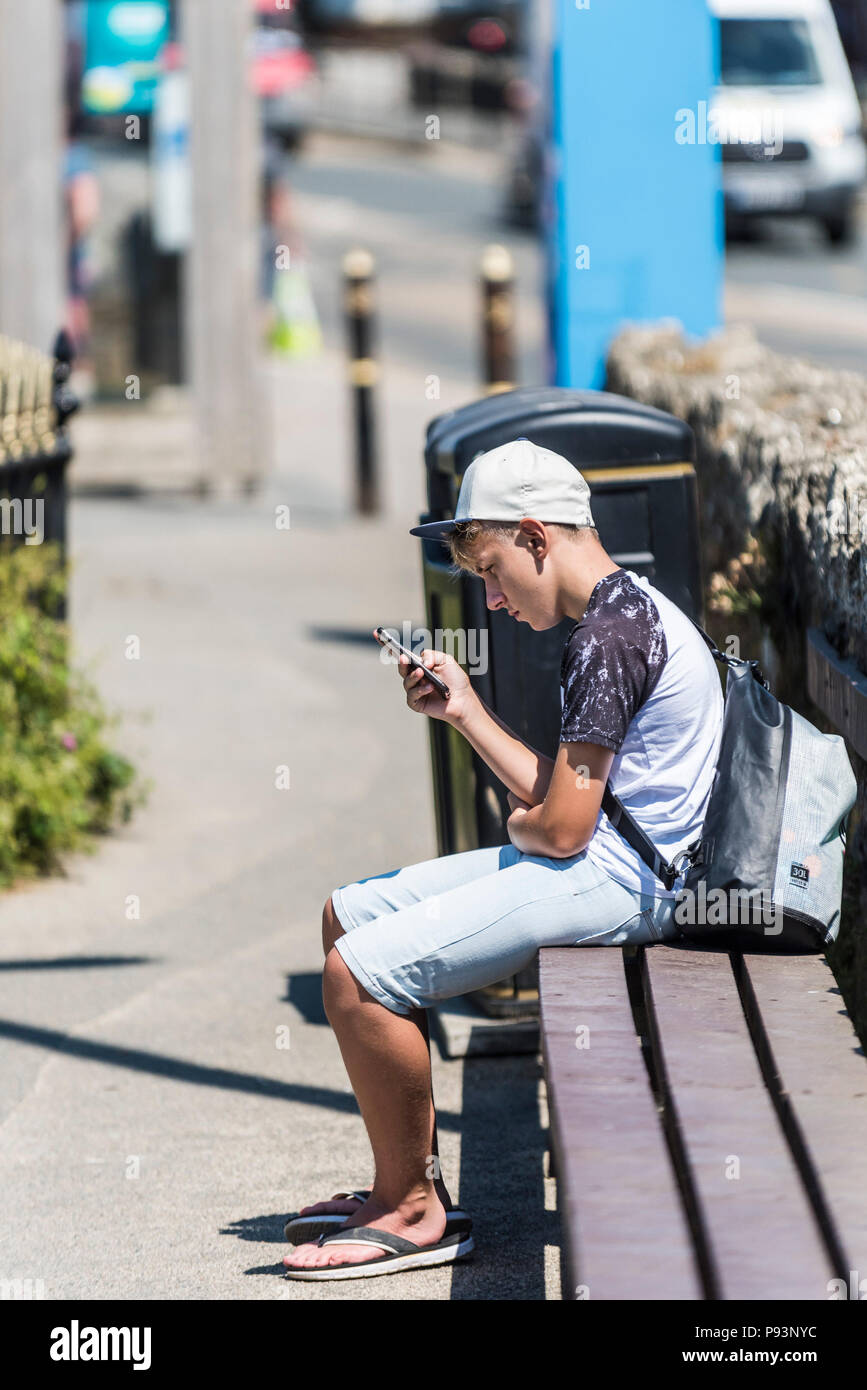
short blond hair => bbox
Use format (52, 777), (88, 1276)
(445, 518), (598, 579)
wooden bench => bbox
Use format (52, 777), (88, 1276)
(539, 628), (867, 1302)
(539, 944), (867, 1300)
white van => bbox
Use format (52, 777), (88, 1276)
(709, 0), (866, 243)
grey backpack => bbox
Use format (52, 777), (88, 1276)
(602, 624), (857, 953)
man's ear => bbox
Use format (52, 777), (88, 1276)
(529, 525), (551, 560)
(518, 520), (544, 549)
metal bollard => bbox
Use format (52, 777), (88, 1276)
(480, 243), (516, 396)
(342, 248), (380, 516)
(52, 329), (79, 434)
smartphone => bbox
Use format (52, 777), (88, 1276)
(373, 627), (451, 699)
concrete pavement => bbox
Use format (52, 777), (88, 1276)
(0, 119), (561, 1302)
(0, 450), (561, 1301)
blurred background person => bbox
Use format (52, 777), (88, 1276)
(63, 104), (100, 395)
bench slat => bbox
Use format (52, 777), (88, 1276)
(539, 947), (701, 1300)
(646, 949), (834, 1299)
(738, 953), (867, 1289)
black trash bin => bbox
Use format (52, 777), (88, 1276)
(415, 386), (703, 1015)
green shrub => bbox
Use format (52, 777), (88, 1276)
(0, 541), (142, 886)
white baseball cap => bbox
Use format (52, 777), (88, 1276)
(409, 437), (594, 539)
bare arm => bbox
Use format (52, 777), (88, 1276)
(453, 692), (555, 807)
(398, 648), (610, 859)
(392, 639), (555, 804)
(455, 698), (614, 858)
(506, 741), (614, 858)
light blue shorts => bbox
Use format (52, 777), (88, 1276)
(331, 843), (679, 1016)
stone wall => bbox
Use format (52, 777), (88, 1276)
(607, 321), (867, 670)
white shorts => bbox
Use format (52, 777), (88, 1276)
(331, 842), (678, 1016)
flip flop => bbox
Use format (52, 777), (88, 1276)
(283, 1190), (472, 1245)
(283, 1221), (475, 1281)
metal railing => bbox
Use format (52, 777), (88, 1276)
(0, 329), (78, 561)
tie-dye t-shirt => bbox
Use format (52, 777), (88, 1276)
(558, 568), (723, 898)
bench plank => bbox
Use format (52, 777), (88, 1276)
(738, 953), (867, 1291)
(645, 949), (835, 1300)
(539, 947), (701, 1300)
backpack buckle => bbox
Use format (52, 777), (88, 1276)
(668, 840), (703, 887)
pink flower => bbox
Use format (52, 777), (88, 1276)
(61, 733), (77, 751)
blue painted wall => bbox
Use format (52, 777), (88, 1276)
(546, 0), (723, 388)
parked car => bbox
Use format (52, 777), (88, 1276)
(710, 0), (866, 244)
(253, 0), (318, 152)
(299, 0), (438, 41)
(431, 2), (524, 54)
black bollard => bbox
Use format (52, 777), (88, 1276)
(480, 243), (516, 396)
(52, 328), (79, 434)
(342, 248), (380, 515)
(48, 330), (79, 621)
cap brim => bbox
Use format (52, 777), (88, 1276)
(408, 519), (459, 539)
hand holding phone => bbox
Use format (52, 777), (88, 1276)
(373, 627), (451, 699)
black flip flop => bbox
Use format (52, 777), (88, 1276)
(284, 1190), (472, 1245)
(283, 1221), (475, 1281)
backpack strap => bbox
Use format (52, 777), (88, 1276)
(599, 616), (735, 891)
(688, 616), (740, 668)
(688, 615), (770, 687)
(601, 786), (682, 892)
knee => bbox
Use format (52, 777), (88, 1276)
(322, 942), (358, 1015)
(322, 894), (345, 957)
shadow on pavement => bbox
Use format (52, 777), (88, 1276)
(450, 1051), (556, 1300)
(0, 1016), (463, 1129)
(222, 1213), (288, 1245)
(283, 972), (328, 1026)
(0, 955), (154, 971)
(308, 624), (390, 647)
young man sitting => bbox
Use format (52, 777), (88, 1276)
(283, 437), (723, 1281)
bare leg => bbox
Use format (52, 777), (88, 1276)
(294, 897), (452, 1221)
(417, 1008), (449, 1199)
(284, 945), (448, 1270)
